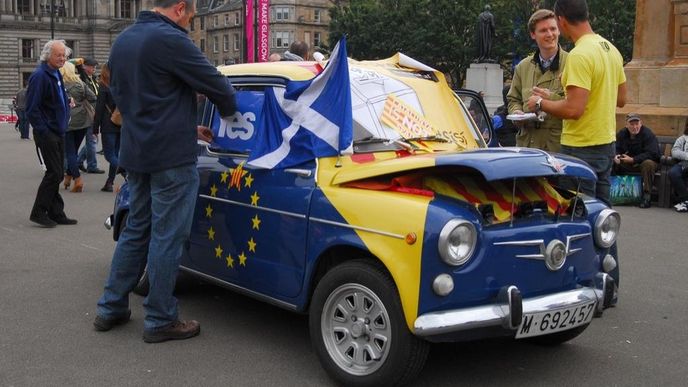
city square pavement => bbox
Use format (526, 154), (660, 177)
(0, 122), (687, 386)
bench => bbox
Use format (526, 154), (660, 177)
(654, 135), (678, 208)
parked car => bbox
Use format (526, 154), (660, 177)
(105, 57), (619, 386)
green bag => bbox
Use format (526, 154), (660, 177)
(610, 175), (642, 205)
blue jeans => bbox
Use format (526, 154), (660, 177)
(64, 129), (87, 178)
(97, 163), (200, 331)
(77, 126), (98, 170)
(668, 163), (688, 201)
(560, 142), (615, 206)
(102, 132), (120, 182)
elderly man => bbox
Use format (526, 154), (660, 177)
(76, 57), (105, 174)
(25, 40), (78, 227)
(94, 0), (236, 343)
(613, 113), (660, 208)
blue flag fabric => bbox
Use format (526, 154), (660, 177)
(248, 38), (353, 169)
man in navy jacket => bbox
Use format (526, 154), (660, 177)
(614, 112), (661, 208)
(95, 0), (236, 343)
(26, 40), (78, 227)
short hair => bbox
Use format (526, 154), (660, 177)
(154, 0), (192, 8)
(59, 61), (80, 83)
(554, 0), (589, 24)
(289, 41), (309, 59)
(40, 40), (72, 62)
(528, 9), (556, 33)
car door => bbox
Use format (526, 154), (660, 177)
(185, 79), (314, 301)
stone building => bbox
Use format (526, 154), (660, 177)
(0, 0), (331, 106)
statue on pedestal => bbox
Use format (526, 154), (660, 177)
(476, 5), (496, 63)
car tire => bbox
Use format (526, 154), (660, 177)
(115, 212), (150, 297)
(309, 260), (429, 387)
(524, 324), (590, 346)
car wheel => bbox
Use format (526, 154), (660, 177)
(115, 212), (150, 296)
(525, 324), (590, 346)
(309, 260), (429, 387)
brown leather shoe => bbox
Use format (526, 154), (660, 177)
(142, 320), (200, 343)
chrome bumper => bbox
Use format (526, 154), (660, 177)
(414, 273), (615, 337)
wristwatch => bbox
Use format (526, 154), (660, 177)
(534, 97), (543, 112)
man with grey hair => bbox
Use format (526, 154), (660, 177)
(94, 0), (236, 343)
(283, 40), (309, 61)
(25, 39), (78, 228)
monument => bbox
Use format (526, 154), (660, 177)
(466, 4), (503, 113)
(620, 0), (688, 136)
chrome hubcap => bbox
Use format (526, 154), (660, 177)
(321, 283), (391, 376)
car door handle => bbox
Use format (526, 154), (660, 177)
(284, 168), (312, 178)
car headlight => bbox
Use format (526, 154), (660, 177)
(594, 209), (620, 248)
(438, 219), (477, 266)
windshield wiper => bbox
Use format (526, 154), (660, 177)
(404, 135), (449, 143)
(353, 136), (396, 145)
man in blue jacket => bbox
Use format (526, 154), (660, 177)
(26, 40), (78, 228)
(95, 0), (237, 343)
(613, 113), (660, 208)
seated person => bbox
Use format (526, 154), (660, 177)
(613, 113), (660, 208)
(670, 122), (688, 212)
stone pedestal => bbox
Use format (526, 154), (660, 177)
(619, 0), (688, 136)
(465, 63), (504, 113)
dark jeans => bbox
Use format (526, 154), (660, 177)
(668, 163), (688, 202)
(64, 128), (87, 178)
(17, 109), (30, 139)
(560, 142), (615, 206)
(102, 132), (120, 182)
(31, 131), (66, 219)
(78, 126), (98, 170)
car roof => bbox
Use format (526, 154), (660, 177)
(217, 62), (320, 81)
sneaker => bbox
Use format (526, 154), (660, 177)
(94, 310), (132, 332)
(675, 200), (688, 213)
(142, 320), (201, 343)
(639, 198), (651, 209)
(87, 168), (106, 174)
(30, 214), (57, 228)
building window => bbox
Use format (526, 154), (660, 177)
(224, 14), (230, 26)
(200, 39), (205, 52)
(21, 39), (35, 62)
(233, 33), (240, 51)
(213, 36), (219, 53)
(273, 31), (290, 48)
(223, 35), (229, 52)
(18, 0), (31, 15)
(314, 32), (321, 48)
(275, 7), (290, 21)
(213, 15), (218, 28)
(118, 0), (134, 19)
(64, 39), (76, 56)
(234, 12), (240, 26)
(40, 0), (67, 17)
(200, 16), (205, 30)
(314, 9), (321, 23)
(191, 18), (195, 31)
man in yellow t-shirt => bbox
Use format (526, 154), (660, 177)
(527, 0), (627, 205)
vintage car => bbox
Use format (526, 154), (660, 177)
(105, 56), (619, 386)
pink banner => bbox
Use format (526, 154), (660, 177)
(245, 0), (255, 63)
(257, 0), (270, 62)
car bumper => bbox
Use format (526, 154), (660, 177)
(414, 273), (615, 338)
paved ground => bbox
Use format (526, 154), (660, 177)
(1, 122), (687, 386)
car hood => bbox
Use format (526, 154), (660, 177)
(330, 147), (596, 185)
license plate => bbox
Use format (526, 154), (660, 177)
(515, 300), (597, 339)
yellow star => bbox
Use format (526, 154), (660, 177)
(205, 204), (213, 218)
(210, 184), (218, 197)
(250, 191), (260, 206)
(244, 174), (254, 188)
(214, 245), (223, 258)
(247, 237), (256, 253)
(251, 214), (261, 230)
(239, 251), (247, 266)
(220, 170), (229, 183)
(226, 254), (234, 268)
(207, 226), (215, 241)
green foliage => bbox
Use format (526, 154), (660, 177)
(328, 0), (636, 86)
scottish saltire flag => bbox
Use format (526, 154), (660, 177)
(248, 37), (353, 169)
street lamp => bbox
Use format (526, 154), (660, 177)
(41, 0), (65, 39)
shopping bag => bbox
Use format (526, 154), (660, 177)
(610, 175), (642, 205)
